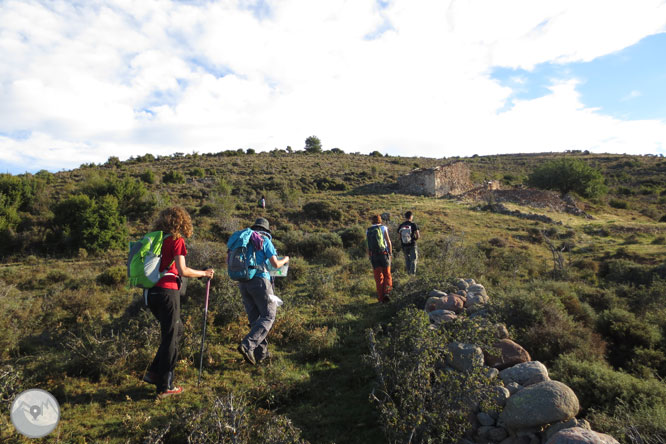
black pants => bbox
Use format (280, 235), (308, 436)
(147, 287), (183, 391)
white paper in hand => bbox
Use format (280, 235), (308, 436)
(269, 294), (283, 306)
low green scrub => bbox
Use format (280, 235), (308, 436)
(367, 307), (497, 443)
(281, 231), (343, 260)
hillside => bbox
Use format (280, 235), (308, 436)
(1, 150), (665, 443)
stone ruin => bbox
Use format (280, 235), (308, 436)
(397, 162), (474, 197)
(422, 279), (619, 444)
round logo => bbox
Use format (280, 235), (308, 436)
(10, 389), (60, 438)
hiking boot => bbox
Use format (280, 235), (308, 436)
(237, 344), (256, 365)
(157, 386), (183, 399)
(142, 371), (158, 385)
(381, 294), (390, 303)
(255, 351), (272, 365)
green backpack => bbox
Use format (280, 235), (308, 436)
(127, 231), (175, 290)
(367, 225), (387, 255)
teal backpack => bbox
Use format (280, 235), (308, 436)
(227, 228), (259, 281)
(127, 231), (175, 294)
(367, 225), (387, 255)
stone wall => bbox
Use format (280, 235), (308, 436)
(397, 162), (473, 197)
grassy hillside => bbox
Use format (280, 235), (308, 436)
(1, 150), (665, 443)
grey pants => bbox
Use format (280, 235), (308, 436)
(239, 277), (276, 361)
(403, 244), (418, 275)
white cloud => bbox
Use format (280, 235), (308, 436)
(0, 0), (665, 173)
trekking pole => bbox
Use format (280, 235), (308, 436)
(197, 276), (211, 386)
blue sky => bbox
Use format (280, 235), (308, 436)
(1, 0), (665, 174)
(492, 32), (666, 120)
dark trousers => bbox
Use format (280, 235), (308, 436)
(239, 277), (276, 361)
(147, 287), (183, 391)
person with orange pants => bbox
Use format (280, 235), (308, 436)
(366, 214), (393, 303)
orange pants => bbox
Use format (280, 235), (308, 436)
(373, 266), (393, 301)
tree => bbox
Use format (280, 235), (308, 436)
(527, 157), (607, 198)
(304, 136), (322, 154)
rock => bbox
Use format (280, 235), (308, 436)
(496, 323), (510, 339)
(425, 292), (464, 313)
(485, 339), (532, 370)
(457, 289), (467, 297)
(478, 412), (495, 426)
(484, 385), (511, 408)
(465, 292), (489, 311)
(499, 361), (550, 387)
(456, 278), (469, 290)
(485, 367), (500, 381)
(545, 427), (619, 444)
(506, 382), (522, 395)
(467, 283), (487, 296)
(464, 278), (476, 285)
(489, 427), (509, 442)
(428, 309), (457, 324)
(447, 342), (484, 372)
(499, 381), (580, 431)
(545, 419), (591, 442)
(478, 426), (494, 439)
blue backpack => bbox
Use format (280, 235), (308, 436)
(227, 228), (259, 281)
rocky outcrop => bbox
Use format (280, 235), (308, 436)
(485, 339), (531, 370)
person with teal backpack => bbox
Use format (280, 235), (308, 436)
(132, 207), (214, 398)
(228, 217), (288, 365)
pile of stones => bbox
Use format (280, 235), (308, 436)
(423, 278), (619, 444)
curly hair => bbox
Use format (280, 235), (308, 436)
(154, 206), (193, 239)
(371, 214), (382, 224)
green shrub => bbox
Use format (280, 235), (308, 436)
(163, 170), (186, 184)
(50, 194), (128, 254)
(597, 308), (661, 369)
(552, 354), (666, 414)
(140, 169), (156, 184)
(317, 246), (348, 266)
(282, 231), (343, 260)
(301, 201), (342, 221)
(338, 225), (365, 249)
(368, 307), (496, 443)
(527, 157), (607, 197)
(96, 266), (126, 287)
(609, 199), (629, 209)
(189, 167), (205, 178)
(599, 259), (653, 286)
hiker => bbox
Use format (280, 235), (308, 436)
(367, 214), (393, 303)
(236, 217), (288, 365)
(259, 195), (266, 209)
(143, 206), (215, 398)
(397, 211), (420, 275)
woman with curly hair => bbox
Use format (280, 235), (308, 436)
(143, 206), (215, 398)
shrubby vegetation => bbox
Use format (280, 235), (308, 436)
(527, 157), (607, 197)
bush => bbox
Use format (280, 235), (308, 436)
(140, 169), (156, 184)
(163, 170), (186, 184)
(368, 307), (497, 443)
(96, 266), (126, 287)
(50, 194), (127, 254)
(338, 225), (366, 249)
(597, 308), (661, 369)
(282, 231), (343, 260)
(301, 201), (342, 221)
(317, 246), (348, 266)
(609, 199), (628, 209)
(527, 157), (607, 197)
(552, 354), (666, 414)
(599, 259), (653, 286)
(189, 167), (205, 178)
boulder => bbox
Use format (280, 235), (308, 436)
(489, 427), (509, 442)
(447, 342), (484, 372)
(428, 309), (457, 324)
(465, 292), (489, 311)
(456, 278), (469, 290)
(457, 289), (468, 297)
(426, 291), (465, 313)
(506, 382), (522, 395)
(467, 283), (487, 296)
(496, 323), (510, 339)
(484, 385), (511, 408)
(544, 419), (591, 442)
(485, 367), (500, 381)
(464, 278), (476, 285)
(499, 361), (549, 387)
(545, 427), (619, 444)
(477, 412), (495, 426)
(499, 381), (580, 431)
(485, 339), (532, 370)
